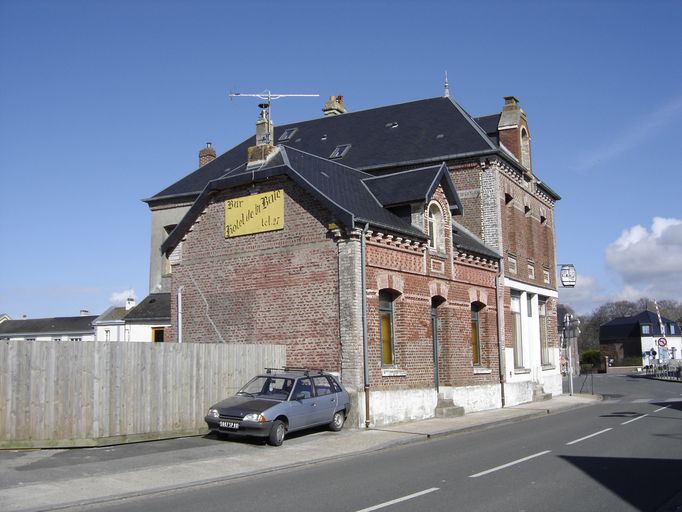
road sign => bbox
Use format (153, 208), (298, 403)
(657, 338), (667, 347)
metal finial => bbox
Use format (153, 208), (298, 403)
(444, 71), (450, 98)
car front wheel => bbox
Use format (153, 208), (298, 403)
(329, 410), (345, 432)
(268, 420), (286, 446)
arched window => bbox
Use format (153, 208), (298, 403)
(520, 128), (531, 169)
(379, 290), (398, 366)
(471, 302), (484, 365)
(428, 202), (443, 252)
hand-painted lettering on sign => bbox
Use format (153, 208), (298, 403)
(224, 189), (284, 238)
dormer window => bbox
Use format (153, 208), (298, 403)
(278, 127), (298, 142)
(329, 144), (351, 159)
(428, 202), (444, 253)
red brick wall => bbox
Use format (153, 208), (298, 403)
(168, 176), (342, 372)
(363, 185), (500, 390)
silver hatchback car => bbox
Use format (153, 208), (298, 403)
(205, 368), (351, 446)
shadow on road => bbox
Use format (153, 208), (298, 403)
(560, 455), (682, 512)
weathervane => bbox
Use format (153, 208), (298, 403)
(229, 90), (319, 144)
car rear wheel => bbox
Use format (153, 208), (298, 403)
(329, 410), (345, 432)
(268, 420), (286, 446)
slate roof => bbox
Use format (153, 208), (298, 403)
(93, 306), (128, 324)
(474, 114), (501, 146)
(124, 293), (171, 322)
(0, 316), (97, 336)
(451, 222), (500, 260)
(600, 310), (679, 341)
(363, 163), (462, 213)
(147, 96), (534, 204)
(162, 146), (464, 255)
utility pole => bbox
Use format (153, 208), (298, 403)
(229, 90), (319, 145)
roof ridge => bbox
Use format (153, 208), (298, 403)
(275, 96), (447, 129)
(445, 97), (498, 151)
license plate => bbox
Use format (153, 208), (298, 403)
(219, 420), (239, 429)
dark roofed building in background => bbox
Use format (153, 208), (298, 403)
(0, 314), (97, 341)
(145, 90), (562, 426)
(600, 310), (681, 367)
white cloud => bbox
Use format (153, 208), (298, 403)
(558, 275), (609, 314)
(109, 289), (136, 306)
(574, 96), (682, 170)
(605, 217), (682, 301)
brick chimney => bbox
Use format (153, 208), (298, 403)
(322, 95), (347, 116)
(497, 96), (532, 172)
(247, 105), (277, 168)
(199, 142), (216, 167)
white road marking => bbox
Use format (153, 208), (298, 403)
(622, 414), (648, 425)
(355, 487), (440, 512)
(566, 428), (613, 445)
(654, 405), (670, 413)
(469, 451), (551, 478)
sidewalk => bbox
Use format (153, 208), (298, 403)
(0, 394), (598, 512)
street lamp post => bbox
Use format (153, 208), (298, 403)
(559, 264), (577, 395)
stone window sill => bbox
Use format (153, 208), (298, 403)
(473, 366), (493, 375)
(514, 368), (531, 375)
(381, 367), (407, 377)
(541, 364), (556, 371)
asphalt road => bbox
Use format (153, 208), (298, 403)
(65, 375), (682, 512)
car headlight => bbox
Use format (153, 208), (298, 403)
(208, 408), (219, 418)
(243, 413), (266, 423)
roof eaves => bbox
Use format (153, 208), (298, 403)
(355, 216), (427, 241)
(356, 149), (499, 173)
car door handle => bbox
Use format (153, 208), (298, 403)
(312, 403), (317, 407)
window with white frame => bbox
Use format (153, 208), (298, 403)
(539, 297), (550, 365)
(511, 291), (524, 368)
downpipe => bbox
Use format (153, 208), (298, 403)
(177, 285), (184, 344)
(360, 223), (371, 428)
(496, 262), (506, 407)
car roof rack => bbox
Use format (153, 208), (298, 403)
(265, 366), (326, 376)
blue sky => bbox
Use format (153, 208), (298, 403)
(1, 0), (681, 318)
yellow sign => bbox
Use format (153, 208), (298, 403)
(224, 189), (284, 238)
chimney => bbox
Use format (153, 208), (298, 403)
(199, 142), (216, 167)
(125, 298), (136, 311)
(322, 95), (347, 116)
(497, 96), (532, 172)
(80, 309), (90, 316)
(247, 104), (278, 168)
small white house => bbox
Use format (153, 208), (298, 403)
(121, 293), (170, 342)
(93, 298), (136, 341)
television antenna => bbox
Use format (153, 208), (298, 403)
(229, 90), (319, 143)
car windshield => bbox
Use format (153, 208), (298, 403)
(237, 376), (295, 400)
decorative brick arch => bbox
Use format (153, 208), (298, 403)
(429, 281), (449, 302)
(376, 272), (405, 296)
(468, 288), (489, 307)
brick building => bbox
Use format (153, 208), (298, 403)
(146, 91), (561, 425)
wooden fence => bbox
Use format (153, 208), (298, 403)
(0, 340), (286, 448)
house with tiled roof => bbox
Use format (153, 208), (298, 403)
(146, 89), (561, 426)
